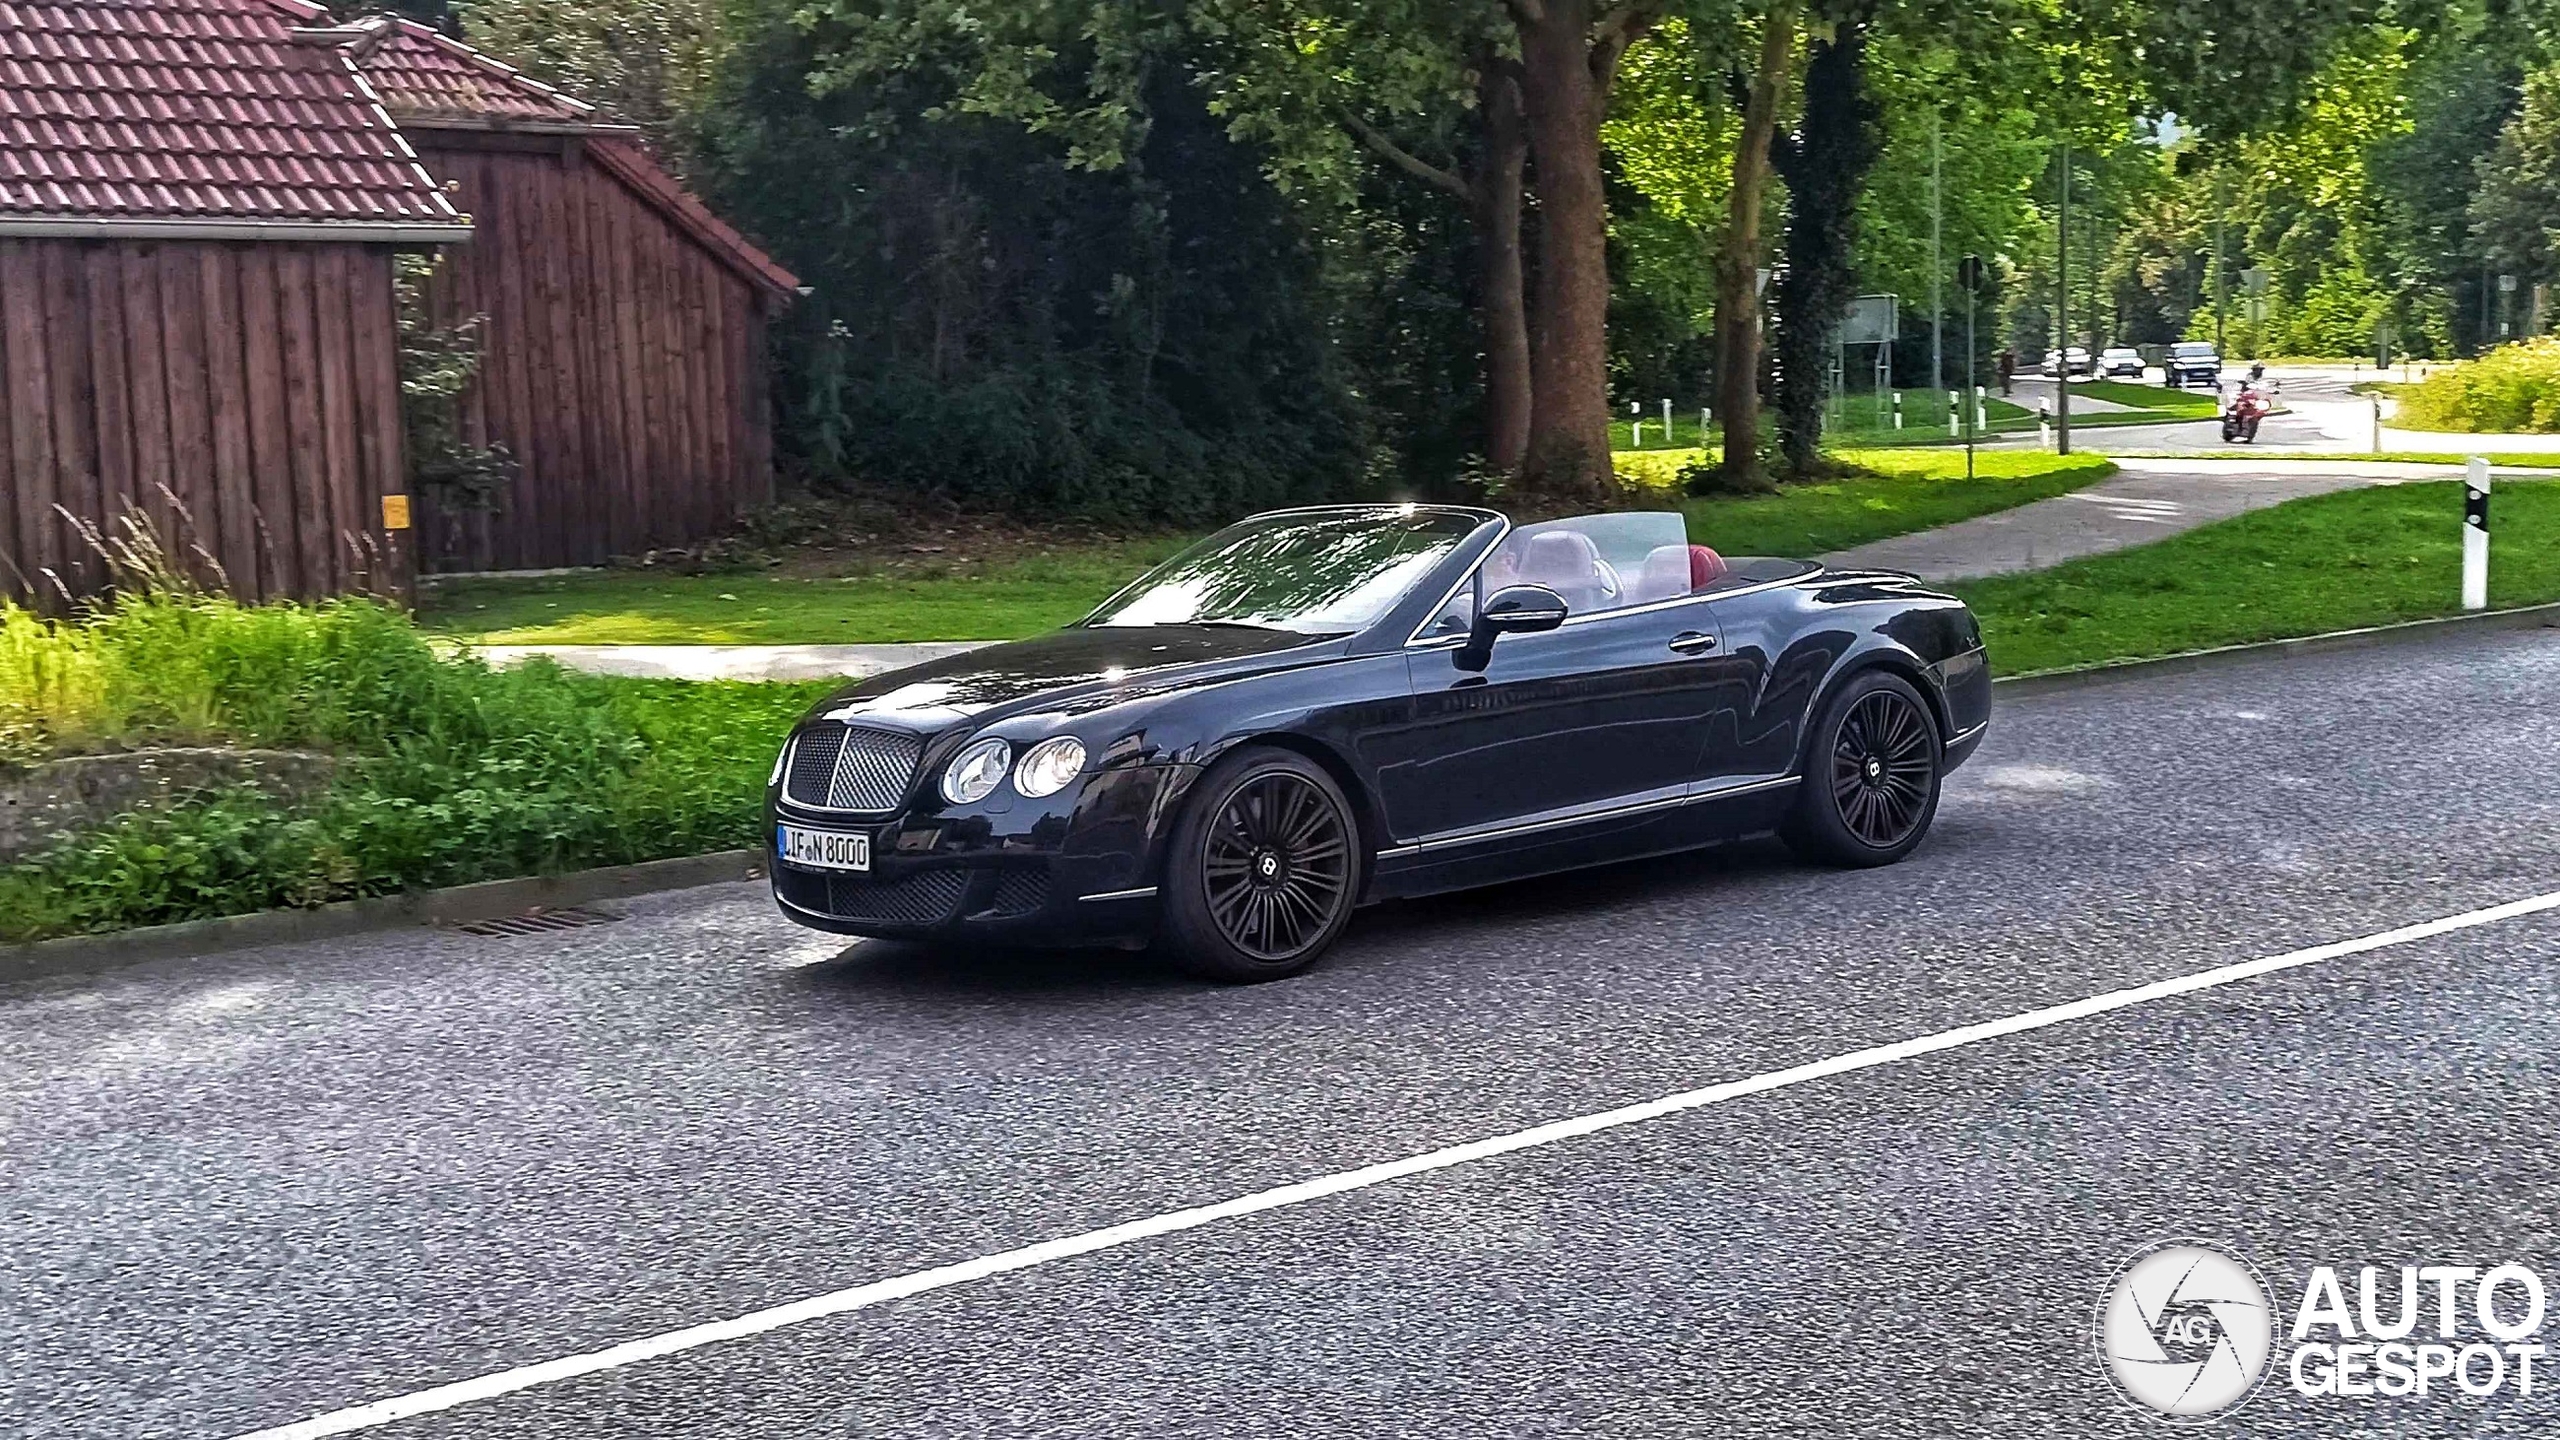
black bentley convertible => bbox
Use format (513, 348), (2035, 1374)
(767, 504), (1989, 980)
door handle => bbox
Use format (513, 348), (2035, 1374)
(1669, 631), (1718, 654)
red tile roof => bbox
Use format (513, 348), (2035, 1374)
(0, 0), (467, 235)
(358, 19), (591, 126)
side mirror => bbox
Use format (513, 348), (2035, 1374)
(1456, 583), (1568, 671)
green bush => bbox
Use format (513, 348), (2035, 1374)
(2395, 338), (2560, 432)
(1, 593), (828, 941)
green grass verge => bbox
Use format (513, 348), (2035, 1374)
(2070, 379), (2221, 416)
(1958, 478), (2560, 675)
(1616, 447), (2118, 557)
(2, 593), (829, 941)
(423, 539), (1185, 646)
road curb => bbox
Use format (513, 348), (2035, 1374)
(1993, 601), (2560, 697)
(0, 849), (766, 986)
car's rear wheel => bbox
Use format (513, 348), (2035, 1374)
(1782, 670), (1942, 867)
(1160, 747), (1361, 982)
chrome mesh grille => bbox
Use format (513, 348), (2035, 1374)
(785, 727), (847, 801)
(783, 726), (924, 811)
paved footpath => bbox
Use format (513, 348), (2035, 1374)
(9, 628), (2560, 1438)
(1825, 455), (2513, 582)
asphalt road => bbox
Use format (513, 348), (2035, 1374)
(9, 629), (2560, 1438)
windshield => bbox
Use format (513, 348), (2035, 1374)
(2173, 343), (2216, 356)
(1086, 508), (1481, 634)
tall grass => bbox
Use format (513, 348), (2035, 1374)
(2395, 338), (2560, 433)
(1, 588), (827, 941)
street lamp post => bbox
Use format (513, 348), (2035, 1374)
(2056, 140), (2072, 456)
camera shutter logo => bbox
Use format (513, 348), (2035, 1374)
(2096, 1239), (2274, 1421)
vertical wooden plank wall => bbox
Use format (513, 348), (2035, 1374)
(0, 239), (409, 608)
(412, 136), (776, 574)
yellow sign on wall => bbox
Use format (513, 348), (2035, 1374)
(381, 494), (413, 531)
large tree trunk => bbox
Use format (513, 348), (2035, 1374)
(1769, 23), (1884, 475)
(1513, 0), (1624, 508)
(1708, 0), (1799, 490)
(1476, 66), (1532, 473)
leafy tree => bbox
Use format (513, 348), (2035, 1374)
(458, 0), (726, 150)
(1769, 17), (1885, 473)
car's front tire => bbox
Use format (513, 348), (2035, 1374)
(1782, 670), (1943, 868)
(1160, 746), (1363, 982)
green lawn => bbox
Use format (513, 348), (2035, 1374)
(2068, 378), (2220, 414)
(1959, 477), (2560, 675)
(423, 539), (1185, 646)
(429, 449), (2117, 646)
(1610, 390), (2035, 453)
(1655, 447), (2118, 556)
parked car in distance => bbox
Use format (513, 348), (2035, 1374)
(2099, 347), (2146, 379)
(2165, 341), (2223, 388)
(2040, 347), (2094, 377)
(764, 505), (1992, 981)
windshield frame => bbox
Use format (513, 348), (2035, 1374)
(1077, 504), (1500, 638)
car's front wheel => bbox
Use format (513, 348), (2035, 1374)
(1160, 746), (1362, 982)
(1782, 670), (1943, 867)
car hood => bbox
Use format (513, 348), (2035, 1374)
(803, 625), (1345, 732)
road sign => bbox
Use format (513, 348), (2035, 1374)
(1841, 294), (1899, 347)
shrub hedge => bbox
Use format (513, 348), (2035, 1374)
(2395, 338), (2560, 432)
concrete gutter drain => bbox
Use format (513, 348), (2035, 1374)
(452, 907), (622, 938)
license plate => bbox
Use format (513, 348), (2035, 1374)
(778, 825), (870, 872)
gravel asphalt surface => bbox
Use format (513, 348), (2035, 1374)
(7, 628), (2560, 1438)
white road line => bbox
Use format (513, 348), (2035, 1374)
(229, 887), (2560, 1440)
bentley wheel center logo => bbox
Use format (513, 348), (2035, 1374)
(2097, 1239), (2275, 1421)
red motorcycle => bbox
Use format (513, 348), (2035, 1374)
(2220, 382), (2271, 443)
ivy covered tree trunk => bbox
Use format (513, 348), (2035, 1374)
(1475, 64), (1533, 473)
(1707, 0), (1797, 491)
(1770, 22), (1885, 475)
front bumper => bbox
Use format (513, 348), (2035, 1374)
(766, 760), (1194, 946)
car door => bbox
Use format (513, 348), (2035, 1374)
(1378, 599), (1736, 844)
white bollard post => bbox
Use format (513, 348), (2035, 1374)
(2372, 397), (2384, 455)
(1974, 385), (1988, 431)
(1701, 407), (1711, 442)
(1893, 392), (1904, 430)
(1631, 419), (1645, 449)
(2038, 396), (2052, 451)
(2464, 457), (2491, 610)
(1662, 398), (1673, 441)
(1948, 390), (1961, 438)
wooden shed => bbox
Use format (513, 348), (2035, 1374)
(0, 0), (469, 606)
(347, 19), (801, 574)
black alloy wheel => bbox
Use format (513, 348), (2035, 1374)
(1161, 747), (1362, 982)
(1782, 669), (1943, 867)
(1829, 689), (1935, 849)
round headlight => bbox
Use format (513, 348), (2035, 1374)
(1012, 736), (1087, 798)
(940, 736), (1012, 805)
